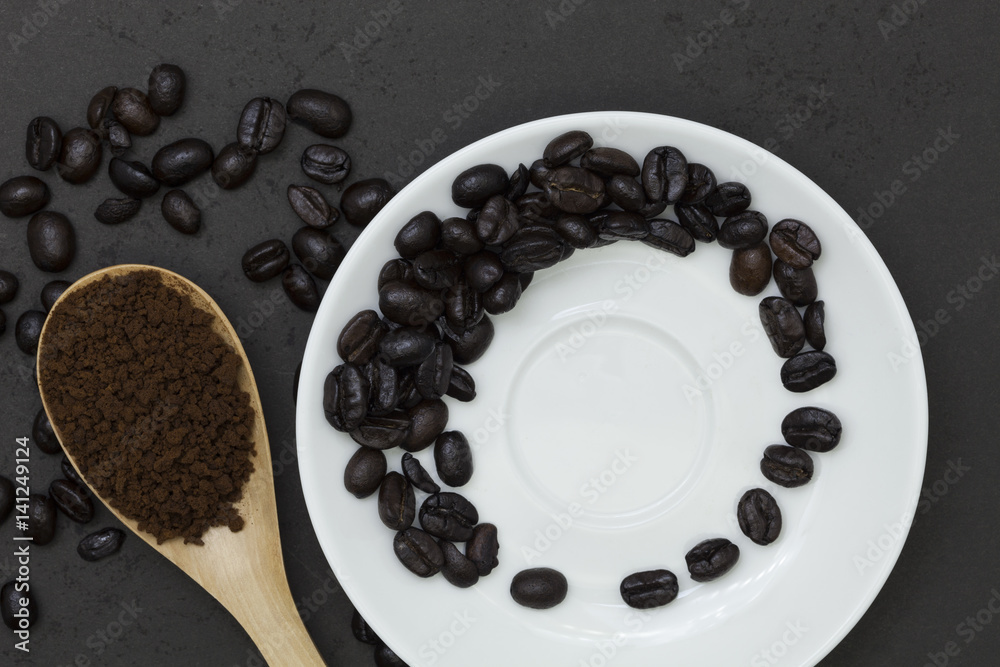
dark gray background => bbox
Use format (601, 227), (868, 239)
(0, 1), (997, 665)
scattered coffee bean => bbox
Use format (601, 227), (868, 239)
(212, 142), (258, 189)
(467, 523), (499, 576)
(394, 211), (441, 258)
(94, 197), (141, 225)
(112, 87), (160, 136)
(620, 569), (679, 609)
(761, 444), (814, 487)
(676, 204), (718, 243)
(439, 540), (480, 588)
(419, 492), (478, 541)
(351, 608), (380, 645)
(737, 488), (782, 545)
(452, 164), (509, 208)
(102, 119), (131, 157)
(282, 263), (321, 311)
(15, 310), (47, 354)
(365, 356), (399, 416)
(86, 86), (116, 131)
(50, 478), (94, 523)
(545, 166), (604, 214)
(344, 447), (387, 499)
(679, 163), (716, 205)
(759, 296), (806, 358)
(338, 310), (387, 365)
(543, 130), (593, 168)
(413, 249), (461, 290)
(581, 146), (639, 176)
(0, 476), (13, 524)
(24, 494), (56, 545)
(242, 239), (290, 282)
(730, 242), (772, 296)
(685, 538), (739, 582)
(393, 527), (443, 577)
(403, 399), (449, 452)
(781, 406), (842, 452)
(292, 227), (346, 280)
(804, 301), (826, 350)
(434, 431), (473, 487)
(378, 472), (416, 530)
(0, 271), (17, 304)
(506, 163), (530, 199)
(288, 184), (338, 229)
(501, 229), (566, 272)
(151, 138), (215, 186)
(57, 128), (102, 184)
(323, 363), (370, 432)
(237, 97), (286, 154)
(415, 342), (454, 399)
(40, 280), (70, 312)
(78, 528), (126, 562)
(717, 211), (768, 250)
(438, 216), (483, 255)
(147, 63), (186, 116)
(605, 174), (647, 211)
(401, 452), (440, 494)
(25, 116), (62, 171)
(2, 580), (36, 629)
(161, 189), (201, 234)
(770, 219), (821, 268)
(379, 327), (437, 367)
(350, 414), (411, 450)
(32, 407), (61, 454)
(342, 178), (392, 227)
(61, 456), (84, 487)
(482, 272), (523, 315)
(773, 260), (818, 306)
(641, 146), (688, 204)
(286, 89), (352, 138)
(0, 176), (50, 218)
(704, 181), (751, 217)
(378, 281), (443, 327)
(554, 213), (598, 249)
(511, 568), (568, 609)
(641, 218), (695, 257)
(780, 351), (837, 392)
(446, 366), (476, 402)
(300, 144), (351, 184)
(108, 158), (160, 199)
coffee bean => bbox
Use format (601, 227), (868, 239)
(57, 128), (102, 184)
(374, 642), (408, 667)
(446, 366), (476, 402)
(151, 138), (214, 186)
(300, 144), (351, 184)
(506, 163), (530, 200)
(737, 488), (782, 545)
(452, 164), (509, 208)
(50, 478), (94, 523)
(804, 301), (826, 350)
(379, 327), (437, 367)
(545, 166), (605, 214)
(349, 412), (409, 449)
(242, 239), (290, 282)
(365, 356), (400, 416)
(112, 88), (160, 136)
(442, 315), (494, 364)
(511, 568), (568, 609)
(416, 343), (454, 400)
(287, 89), (352, 138)
(676, 204), (718, 243)
(40, 280), (70, 312)
(718, 210), (768, 249)
(413, 250), (461, 290)
(759, 296), (806, 358)
(338, 310), (387, 365)
(292, 227), (345, 280)
(161, 189), (201, 234)
(102, 119), (131, 157)
(351, 608), (380, 645)
(581, 147), (640, 177)
(685, 537), (739, 582)
(401, 452), (440, 494)
(0, 271), (17, 304)
(467, 523), (499, 576)
(642, 218), (696, 257)
(594, 210), (648, 241)
(440, 216), (485, 256)
(282, 263), (322, 311)
(501, 229), (566, 273)
(393, 527), (444, 577)
(32, 407), (61, 454)
(704, 181), (751, 217)
(518, 190), (560, 226)
(15, 311), (44, 355)
(26, 116), (62, 171)
(323, 363), (370, 432)
(86, 86), (116, 131)
(730, 243), (772, 296)
(781, 406), (842, 452)
(212, 142), (258, 189)
(528, 159), (553, 190)
(770, 219), (821, 268)
(483, 274), (522, 315)
(61, 456), (84, 487)
(2, 580), (37, 629)
(0, 176), (50, 218)
(605, 174), (647, 212)
(237, 97), (286, 154)
(78, 528), (126, 562)
(25, 494), (56, 545)
(419, 492), (478, 541)
(108, 158), (160, 199)
(378, 281), (443, 327)
(554, 214), (598, 249)
(761, 444), (814, 487)
(434, 431), (473, 487)
(378, 472), (416, 530)
(403, 399), (449, 452)
(543, 130), (593, 167)
(0, 476), (13, 523)
(470, 195), (517, 246)
(94, 197), (141, 225)
(773, 260), (818, 306)
(679, 163), (716, 205)
(147, 64), (186, 116)
(439, 539), (480, 588)
(620, 569), (679, 609)
(443, 280), (484, 332)
(395, 211), (441, 259)
(344, 447), (387, 499)
(780, 351), (837, 392)
(27, 211), (75, 273)
(342, 178), (392, 227)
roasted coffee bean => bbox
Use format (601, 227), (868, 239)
(61, 456), (84, 487)
(378, 280), (444, 327)
(770, 219), (821, 269)
(344, 447), (387, 499)
(438, 216), (483, 256)
(292, 227), (345, 280)
(287, 89), (352, 138)
(365, 357), (399, 416)
(25, 494), (56, 545)
(527, 159), (553, 190)
(641, 146), (688, 203)
(718, 210), (768, 249)
(378, 259), (415, 292)
(730, 243), (773, 296)
(0, 476), (14, 523)
(804, 301), (826, 350)
(351, 608), (380, 645)
(323, 363), (370, 432)
(605, 174), (647, 211)
(554, 214), (598, 249)
(395, 211), (441, 258)
(378, 472), (415, 530)
(102, 119), (131, 157)
(440, 540), (480, 588)
(759, 297), (805, 358)
(782, 407), (842, 452)
(342, 178), (392, 227)
(26, 116), (62, 171)
(94, 197), (141, 225)
(679, 163), (716, 205)
(581, 147), (639, 176)
(452, 164), (509, 208)
(350, 415), (411, 450)
(543, 130), (593, 167)
(393, 527), (444, 577)
(780, 351), (837, 392)
(0, 271), (17, 304)
(379, 327), (437, 366)
(501, 229), (565, 272)
(237, 97), (286, 154)
(57, 128), (102, 184)
(704, 181), (751, 217)
(161, 189), (201, 234)
(442, 315), (494, 364)
(78, 528), (126, 562)
(15, 311), (45, 354)
(443, 280), (484, 332)
(300, 144), (351, 184)
(506, 163), (530, 200)
(27, 212), (75, 273)
(2, 580), (36, 629)
(413, 250), (461, 290)
(643, 218), (695, 257)
(403, 399), (449, 452)
(32, 407), (61, 454)
(620, 570), (679, 609)
(685, 538), (739, 582)
(517, 191), (560, 226)
(0, 176), (50, 218)
(402, 452), (440, 494)
(761, 444), (814, 487)
(773, 260), (818, 306)
(112, 87), (160, 136)
(483, 273), (522, 315)
(242, 239), (290, 282)
(434, 431), (472, 487)
(147, 63), (186, 116)
(467, 523), (499, 576)
(737, 488), (782, 545)
(151, 138), (214, 186)
(637, 198), (668, 219)
(463, 251), (503, 293)
(595, 210), (648, 241)
(282, 263), (321, 311)
(108, 158), (160, 199)
(416, 343), (454, 400)
(50, 479), (94, 523)
(675, 204), (718, 242)
(86, 86), (116, 131)
(446, 366), (476, 402)
(545, 166), (604, 214)
(212, 142), (258, 189)
(511, 568), (568, 609)
(475, 195), (521, 246)
(338, 310), (386, 365)
(40, 280), (70, 312)
(419, 492), (478, 541)
(374, 642), (408, 667)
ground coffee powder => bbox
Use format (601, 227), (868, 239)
(38, 269), (255, 544)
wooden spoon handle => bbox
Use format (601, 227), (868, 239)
(230, 578), (325, 667)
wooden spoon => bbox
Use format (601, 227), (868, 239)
(36, 264), (325, 667)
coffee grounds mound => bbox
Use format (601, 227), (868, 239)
(39, 269), (255, 545)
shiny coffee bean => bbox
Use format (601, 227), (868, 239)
(379, 327), (437, 367)
(804, 301), (826, 350)
(378, 472), (416, 530)
(452, 164), (509, 208)
(403, 399), (449, 452)
(419, 492), (478, 541)
(545, 166), (604, 214)
(528, 159), (553, 190)
(605, 174), (647, 211)
(679, 163), (716, 205)
(300, 144), (351, 184)
(511, 568), (568, 609)
(543, 130), (593, 167)
(685, 538), (739, 582)
(33, 407), (61, 454)
(773, 260), (817, 306)
(49, 479), (94, 523)
(25, 494), (56, 545)
(344, 447), (387, 499)
(581, 147), (639, 177)
(517, 191), (560, 226)
(467, 523), (500, 576)
(40, 280), (70, 312)
(57, 128), (102, 184)
(737, 488), (782, 546)
(446, 366), (476, 402)
(147, 63), (186, 116)
(242, 239), (289, 282)
(86, 86), (116, 131)
(374, 642), (408, 667)
(112, 88), (160, 136)
(78, 528), (126, 562)
(475, 195), (521, 246)
(2, 580), (36, 629)
(15, 311), (45, 354)
(365, 356), (399, 416)
(441, 216), (485, 255)
(377, 258), (414, 292)
(292, 227), (345, 280)
(759, 297), (805, 358)
(620, 570), (679, 609)
(0, 176), (50, 218)
(413, 250), (461, 290)
(26, 116), (62, 171)
(440, 540), (480, 588)
(393, 527), (444, 577)
(416, 343), (454, 400)
(780, 351), (837, 392)
(483, 273), (522, 315)
(282, 263), (321, 311)
(342, 178), (392, 227)
(237, 97), (286, 154)
(351, 608), (380, 644)
(434, 431), (472, 487)
(323, 363), (370, 432)
(151, 138), (214, 186)
(637, 198), (668, 219)
(94, 197), (141, 225)
(443, 280), (484, 332)
(595, 210), (648, 241)
(781, 407), (842, 452)
(350, 414), (411, 450)
(394, 211), (441, 258)
(212, 142), (258, 189)
(718, 210), (768, 249)
(103, 119), (131, 157)
(770, 219), (821, 268)
(442, 315), (494, 364)
(286, 89), (352, 138)
(379, 281), (443, 327)
(0, 476), (14, 523)
(161, 189), (201, 234)
(501, 229), (565, 272)
(555, 214), (598, 249)
(641, 146), (688, 203)
(462, 251), (503, 293)
(704, 181), (751, 217)
(730, 243), (772, 296)
(0, 271), (17, 304)
(503, 164), (529, 201)
(675, 204), (718, 242)
(643, 218), (695, 257)
(761, 444), (814, 487)
(109, 158), (160, 199)
(27, 212), (75, 272)
(401, 453), (440, 494)
(338, 310), (387, 365)
(61, 456), (84, 487)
